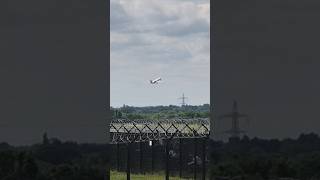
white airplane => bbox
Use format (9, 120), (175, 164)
(150, 77), (162, 84)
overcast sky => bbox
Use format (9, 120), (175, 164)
(110, 0), (210, 107)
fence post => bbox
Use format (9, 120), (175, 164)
(117, 143), (120, 171)
(194, 138), (197, 180)
(179, 138), (182, 178)
(165, 139), (170, 180)
(151, 140), (155, 174)
(105, 163), (110, 180)
(202, 138), (207, 180)
(140, 141), (143, 174)
(126, 143), (131, 180)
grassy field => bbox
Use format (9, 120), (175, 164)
(110, 171), (192, 180)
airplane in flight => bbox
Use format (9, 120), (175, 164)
(150, 77), (162, 84)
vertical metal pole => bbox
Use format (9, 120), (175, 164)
(140, 141), (143, 174)
(165, 139), (170, 180)
(151, 140), (155, 174)
(127, 143), (131, 180)
(179, 138), (182, 178)
(194, 138), (197, 180)
(117, 143), (120, 171)
(105, 163), (110, 180)
(202, 138), (207, 180)
(106, 144), (110, 180)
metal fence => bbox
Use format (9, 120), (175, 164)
(109, 118), (210, 180)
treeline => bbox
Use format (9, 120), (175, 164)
(210, 133), (320, 180)
(0, 134), (109, 180)
(111, 104), (210, 120)
(1, 132), (320, 179)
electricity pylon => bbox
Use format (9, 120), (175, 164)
(178, 93), (188, 106)
(218, 100), (250, 138)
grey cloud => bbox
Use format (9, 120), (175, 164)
(110, 0), (210, 107)
(110, 1), (131, 31)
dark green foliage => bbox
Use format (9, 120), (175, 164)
(209, 133), (320, 180)
(126, 113), (145, 120)
(42, 133), (49, 145)
(0, 151), (39, 180)
(0, 133), (109, 180)
(2, 132), (320, 179)
(111, 104), (210, 120)
(0, 151), (16, 178)
(21, 154), (39, 179)
(34, 139), (82, 165)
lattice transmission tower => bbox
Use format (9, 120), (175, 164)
(218, 100), (250, 138)
(178, 93), (188, 106)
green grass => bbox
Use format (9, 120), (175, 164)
(110, 171), (191, 180)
